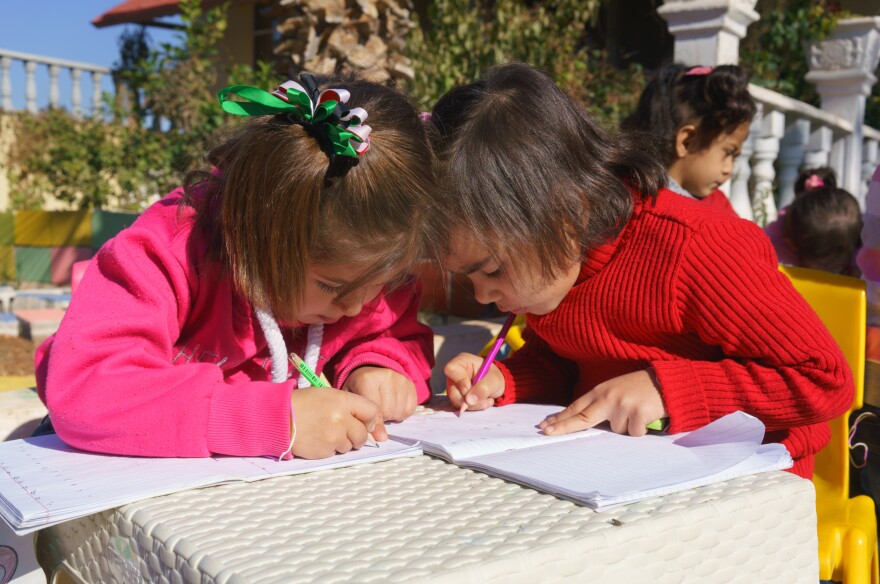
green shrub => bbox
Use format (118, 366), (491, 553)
(7, 0), (276, 211)
(405, 0), (644, 126)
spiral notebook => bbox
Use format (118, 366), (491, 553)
(388, 404), (793, 510)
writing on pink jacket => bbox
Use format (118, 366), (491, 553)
(35, 190), (434, 458)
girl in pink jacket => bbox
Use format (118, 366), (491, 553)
(35, 75), (437, 461)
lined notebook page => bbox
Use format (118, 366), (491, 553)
(460, 411), (790, 508)
(387, 403), (603, 460)
(0, 435), (421, 535)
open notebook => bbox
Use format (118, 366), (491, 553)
(0, 435), (421, 535)
(387, 404), (793, 510)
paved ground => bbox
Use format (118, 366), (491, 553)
(0, 335), (36, 377)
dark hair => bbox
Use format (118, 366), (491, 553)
(184, 76), (437, 323)
(430, 62), (666, 278)
(621, 63), (757, 165)
(784, 186), (862, 275)
(794, 166), (837, 198)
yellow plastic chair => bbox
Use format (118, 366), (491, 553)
(479, 314), (527, 357)
(781, 265), (878, 584)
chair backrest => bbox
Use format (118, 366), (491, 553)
(779, 265), (866, 498)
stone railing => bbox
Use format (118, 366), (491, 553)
(660, 1), (880, 221)
(732, 84), (879, 222)
(0, 49), (112, 117)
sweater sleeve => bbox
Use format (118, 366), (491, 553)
(495, 325), (577, 406)
(37, 204), (293, 459)
(652, 218), (854, 434)
(327, 279), (435, 404)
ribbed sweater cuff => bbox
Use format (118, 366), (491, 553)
(207, 381), (294, 457)
(651, 360), (711, 432)
(495, 362), (545, 406)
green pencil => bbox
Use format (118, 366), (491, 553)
(289, 353), (377, 446)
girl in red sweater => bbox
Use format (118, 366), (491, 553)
(621, 63), (757, 217)
(432, 62), (853, 478)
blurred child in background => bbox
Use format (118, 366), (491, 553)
(622, 63), (756, 216)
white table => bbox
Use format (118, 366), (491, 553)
(36, 455), (818, 583)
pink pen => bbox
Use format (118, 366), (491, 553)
(459, 313), (517, 415)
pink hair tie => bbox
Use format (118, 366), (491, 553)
(684, 66), (714, 76)
(419, 112), (433, 122)
(804, 174), (825, 190)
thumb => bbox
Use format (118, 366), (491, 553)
(370, 416), (388, 441)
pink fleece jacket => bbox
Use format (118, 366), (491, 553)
(35, 190), (435, 458)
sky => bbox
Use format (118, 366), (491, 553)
(0, 1), (179, 111)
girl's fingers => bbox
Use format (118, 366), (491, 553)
(467, 397), (495, 411)
(627, 416), (649, 437)
(344, 391), (381, 427)
(463, 376), (503, 406)
(445, 380), (468, 408)
(540, 395), (593, 429)
(345, 414), (370, 449)
(543, 400), (608, 435)
(371, 416), (388, 441)
(336, 438), (354, 454)
(443, 355), (473, 383)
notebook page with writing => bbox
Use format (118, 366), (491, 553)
(387, 403), (602, 460)
(0, 434), (421, 535)
(459, 411), (791, 509)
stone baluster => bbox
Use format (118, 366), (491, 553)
(806, 17), (880, 208)
(803, 126), (833, 170)
(751, 109), (785, 225)
(777, 118), (810, 209)
(0, 57), (10, 111)
(864, 138), (879, 196)
(658, 0), (759, 66)
(730, 113), (758, 220)
(48, 64), (60, 109)
(71, 68), (82, 118)
(91, 71), (104, 115)
(24, 60), (36, 113)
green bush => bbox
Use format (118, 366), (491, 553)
(740, 0), (842, 106)
(7, 0), (276, 211)
(405, 0), (645, 126)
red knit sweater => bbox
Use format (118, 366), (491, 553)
(703, 188), (738, 216)
(496, 188), (854, 478)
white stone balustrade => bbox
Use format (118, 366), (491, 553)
(0, 49), (111, 117)
(806, 17), (880, 205)
(729, 120), (755, 220)
(661, 1), (880, 220)
(746, 84), (853, 220)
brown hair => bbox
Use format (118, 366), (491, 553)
(430, 62), (666, 277)
(794, 166), (837, 198)
(622, 63), (757, 166)
(784, 186), (862, 275)
(185, 77), (436, 323)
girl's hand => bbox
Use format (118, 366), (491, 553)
(343, 366), (418, 439)
(289, 386), (380, 459)
(444, 352), (505, 411)
(539, 370), (666, 437)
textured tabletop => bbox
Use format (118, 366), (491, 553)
(37, 455), (818, 584)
